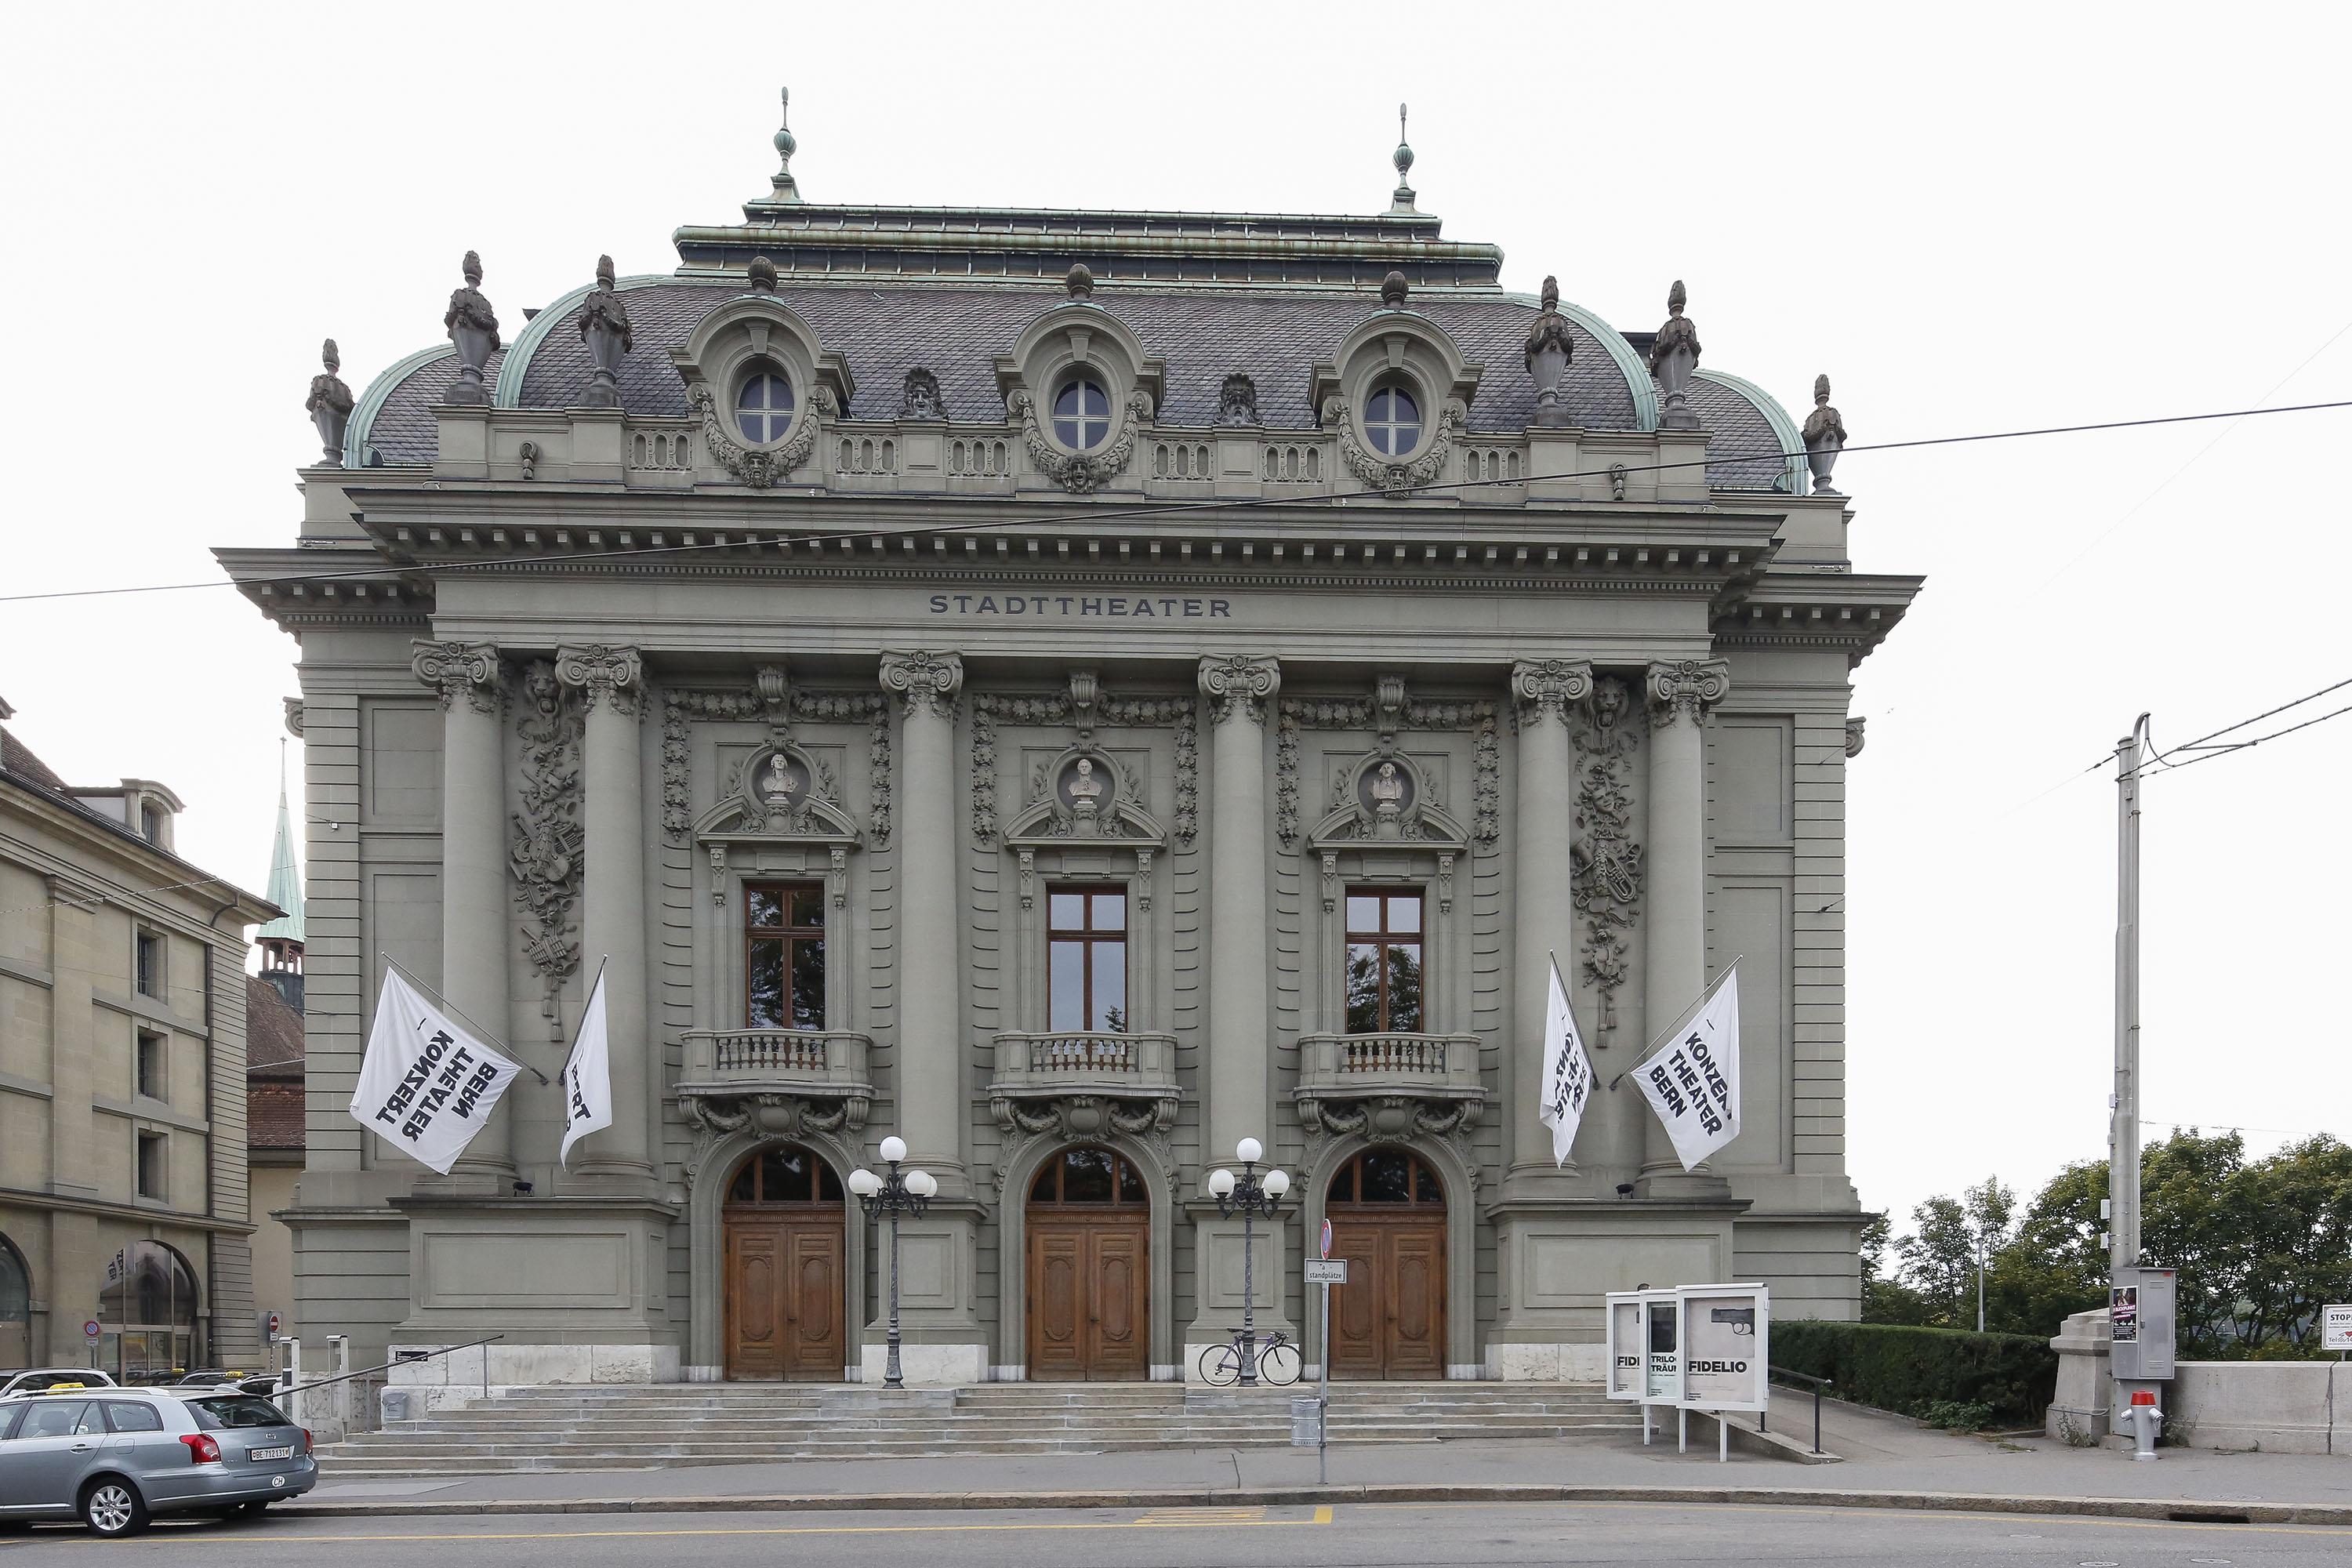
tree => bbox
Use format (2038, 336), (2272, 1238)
(1860, 1210), (1933, 1324)
(1986, 1159), (2106, 1337)
(1896, 1194), (1974, 1327)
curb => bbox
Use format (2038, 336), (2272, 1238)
(283, 1483), (2352, 1527)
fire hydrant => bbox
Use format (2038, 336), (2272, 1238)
(2123, 1387), (2162, 1461)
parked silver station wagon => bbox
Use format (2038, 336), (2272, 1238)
(0, 1385), (316, 1536)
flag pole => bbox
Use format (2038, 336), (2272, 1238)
(564, 956), (611, 1072)
(379, 952), (551, 1085)
(1606, 954), (1744, 1091)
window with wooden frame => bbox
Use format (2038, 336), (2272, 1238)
(134, 929), (163, 1000)
(746, 884), (826, 1029)
(1343, 887), (1424, 1033)
(724, 1144), (844, 1205)
(1047, 886), (1127, 1033)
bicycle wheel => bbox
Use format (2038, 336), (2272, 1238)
(1258, 1340), (1303, 1386)
(1197, 1342), (1241, 1386)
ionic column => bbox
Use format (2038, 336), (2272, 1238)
(1508, 659), (1590, 1183)
(413, 641), (514, 1185)
(557, 644), (652, 1185)
(879, 651), (967, 1185)
(1197, 655), (1280, 1163)
(1640, 657), (1730, 1194)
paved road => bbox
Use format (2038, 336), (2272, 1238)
(3, 1501), (2344, 1566)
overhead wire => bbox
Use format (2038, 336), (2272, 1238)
(4, 397), (2351, 607)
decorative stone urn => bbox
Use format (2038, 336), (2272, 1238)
(443, 250), (501, 407)
(305, 339), (354, 465)
(1649, 279), (1701, 430)
(579, 254), (633, 409)
(1802, 373), (1848, 493)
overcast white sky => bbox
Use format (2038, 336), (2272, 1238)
(4, 2), (2347, 1232)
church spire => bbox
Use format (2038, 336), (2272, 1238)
(256, 742), (304, 985)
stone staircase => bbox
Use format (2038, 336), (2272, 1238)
(321, 1381), (1636, 1475)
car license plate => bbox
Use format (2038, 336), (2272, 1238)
(248, 1444), (295, 1461)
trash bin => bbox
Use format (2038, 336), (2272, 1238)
(1290, 1396), (1323, 1446)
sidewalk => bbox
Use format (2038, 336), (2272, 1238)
(288, 1381), (2352, 1524)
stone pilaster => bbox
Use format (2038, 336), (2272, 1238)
(869, 650), (986, 1381)
(1196, 653), (1280, 1163)
(877, 650), (966, 1182)
(412, 641), (514, 1186)
(1639, 658), (1730, 1198)
(1184, 654), (1288, 1370)
(1504, 659), (1590, 1187)
(557, 644), (652, 1187)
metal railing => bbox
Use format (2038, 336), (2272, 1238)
(1763, 1363), (1831, 1455)
(277, 1334), (506, 1438)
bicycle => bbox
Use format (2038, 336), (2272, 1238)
(1196, 1329), (1302, 1386)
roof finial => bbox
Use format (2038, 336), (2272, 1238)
(1389, 102), (1417, 213)
(770, 85), (803, 204)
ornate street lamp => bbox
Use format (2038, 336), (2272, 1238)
(1207, 1136), (1290, 1387)
(848, 1135), (935, 1391)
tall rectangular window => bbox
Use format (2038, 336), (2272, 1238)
(1047, 887), (1127, 1033)
(134, 930), (162, 1000)
(1344, 888), (1424, 1033)
(746, 884), (826, 1029)
(136, 1131), (167, 1200)
(136, 1030), (165, 1100)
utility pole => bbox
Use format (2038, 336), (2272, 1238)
(2108, 717), (2149, 1283)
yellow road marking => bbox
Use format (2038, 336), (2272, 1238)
(1356, 1498), (2352, 1539)
(1135, 1506), (1267, 1525)
(121, 1508), (1335, 1547)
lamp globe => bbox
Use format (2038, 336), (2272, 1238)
(879, 1135), (908, 1163)
(1236, 1136), (1264, 1164)
(1208, 1167), (1236, 1197)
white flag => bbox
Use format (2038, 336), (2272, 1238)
(350, 967), (522, 1175)
(1537, 958), (1595, 1167)
(1634, 965), (1742, 1171)
(559, 964), (613, 1170)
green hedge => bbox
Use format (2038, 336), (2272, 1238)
(1773, 1321), (2057, 1427)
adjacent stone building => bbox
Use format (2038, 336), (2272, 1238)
(0, 698), (278, 1375)
(219, 97), (1918, 1385)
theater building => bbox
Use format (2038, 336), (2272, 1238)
(219, 97), (1918, 1385)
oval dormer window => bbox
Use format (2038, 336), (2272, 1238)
(735, 364), (797, 443)
(1053, 376), (1112, 451)
(1366, 383), (1422, 457)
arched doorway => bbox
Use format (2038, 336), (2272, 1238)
(99, 1240), (198, 1379)
(1025, 1147), (1148, 1381)
(721, 1145), (845, 1381)
(1325, 1148), (1446, 1380)
(0, 1233), (29, 1368)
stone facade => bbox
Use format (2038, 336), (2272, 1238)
(0, 701), (278, 1375)
(217, 104), (1918, 1385)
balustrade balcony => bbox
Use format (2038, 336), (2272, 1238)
(983, 1031), (1181, 1123)
(677, 1028), (875, 1114)
(1290, 1031), (1485, 1104)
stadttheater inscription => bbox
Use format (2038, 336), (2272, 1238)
(927, 593), (1235, 619)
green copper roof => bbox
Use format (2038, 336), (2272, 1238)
(255, 775), (303, 944)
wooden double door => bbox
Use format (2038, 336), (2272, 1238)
(1327, 1149), (1448, 1380)
(1025, 1147), (1149, 1381)
(723, 1145), (846, 1381)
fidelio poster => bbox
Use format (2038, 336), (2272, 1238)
(1606, 1295), (1645, 1399)
(1678, 1284), (1770, 1412)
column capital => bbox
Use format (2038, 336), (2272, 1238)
(1197, 654), (1280, 725)
(879, 650), (964, 718)
(1646, 659), (1730, 730)
(1509, 659), (1593, 726)
(412, 640), (502, 714)
(556, 644), (644, 716)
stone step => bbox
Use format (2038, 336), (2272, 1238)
(327, 1422), (1638, 1463)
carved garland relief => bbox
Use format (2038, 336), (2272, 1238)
(1570, 676), (1644, 1047)
(510, 659), (584, 1039)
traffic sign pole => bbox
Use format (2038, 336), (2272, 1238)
(1316, 1221), (1334, 1484)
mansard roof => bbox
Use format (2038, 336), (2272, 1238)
(343, 194), (1807, 492)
